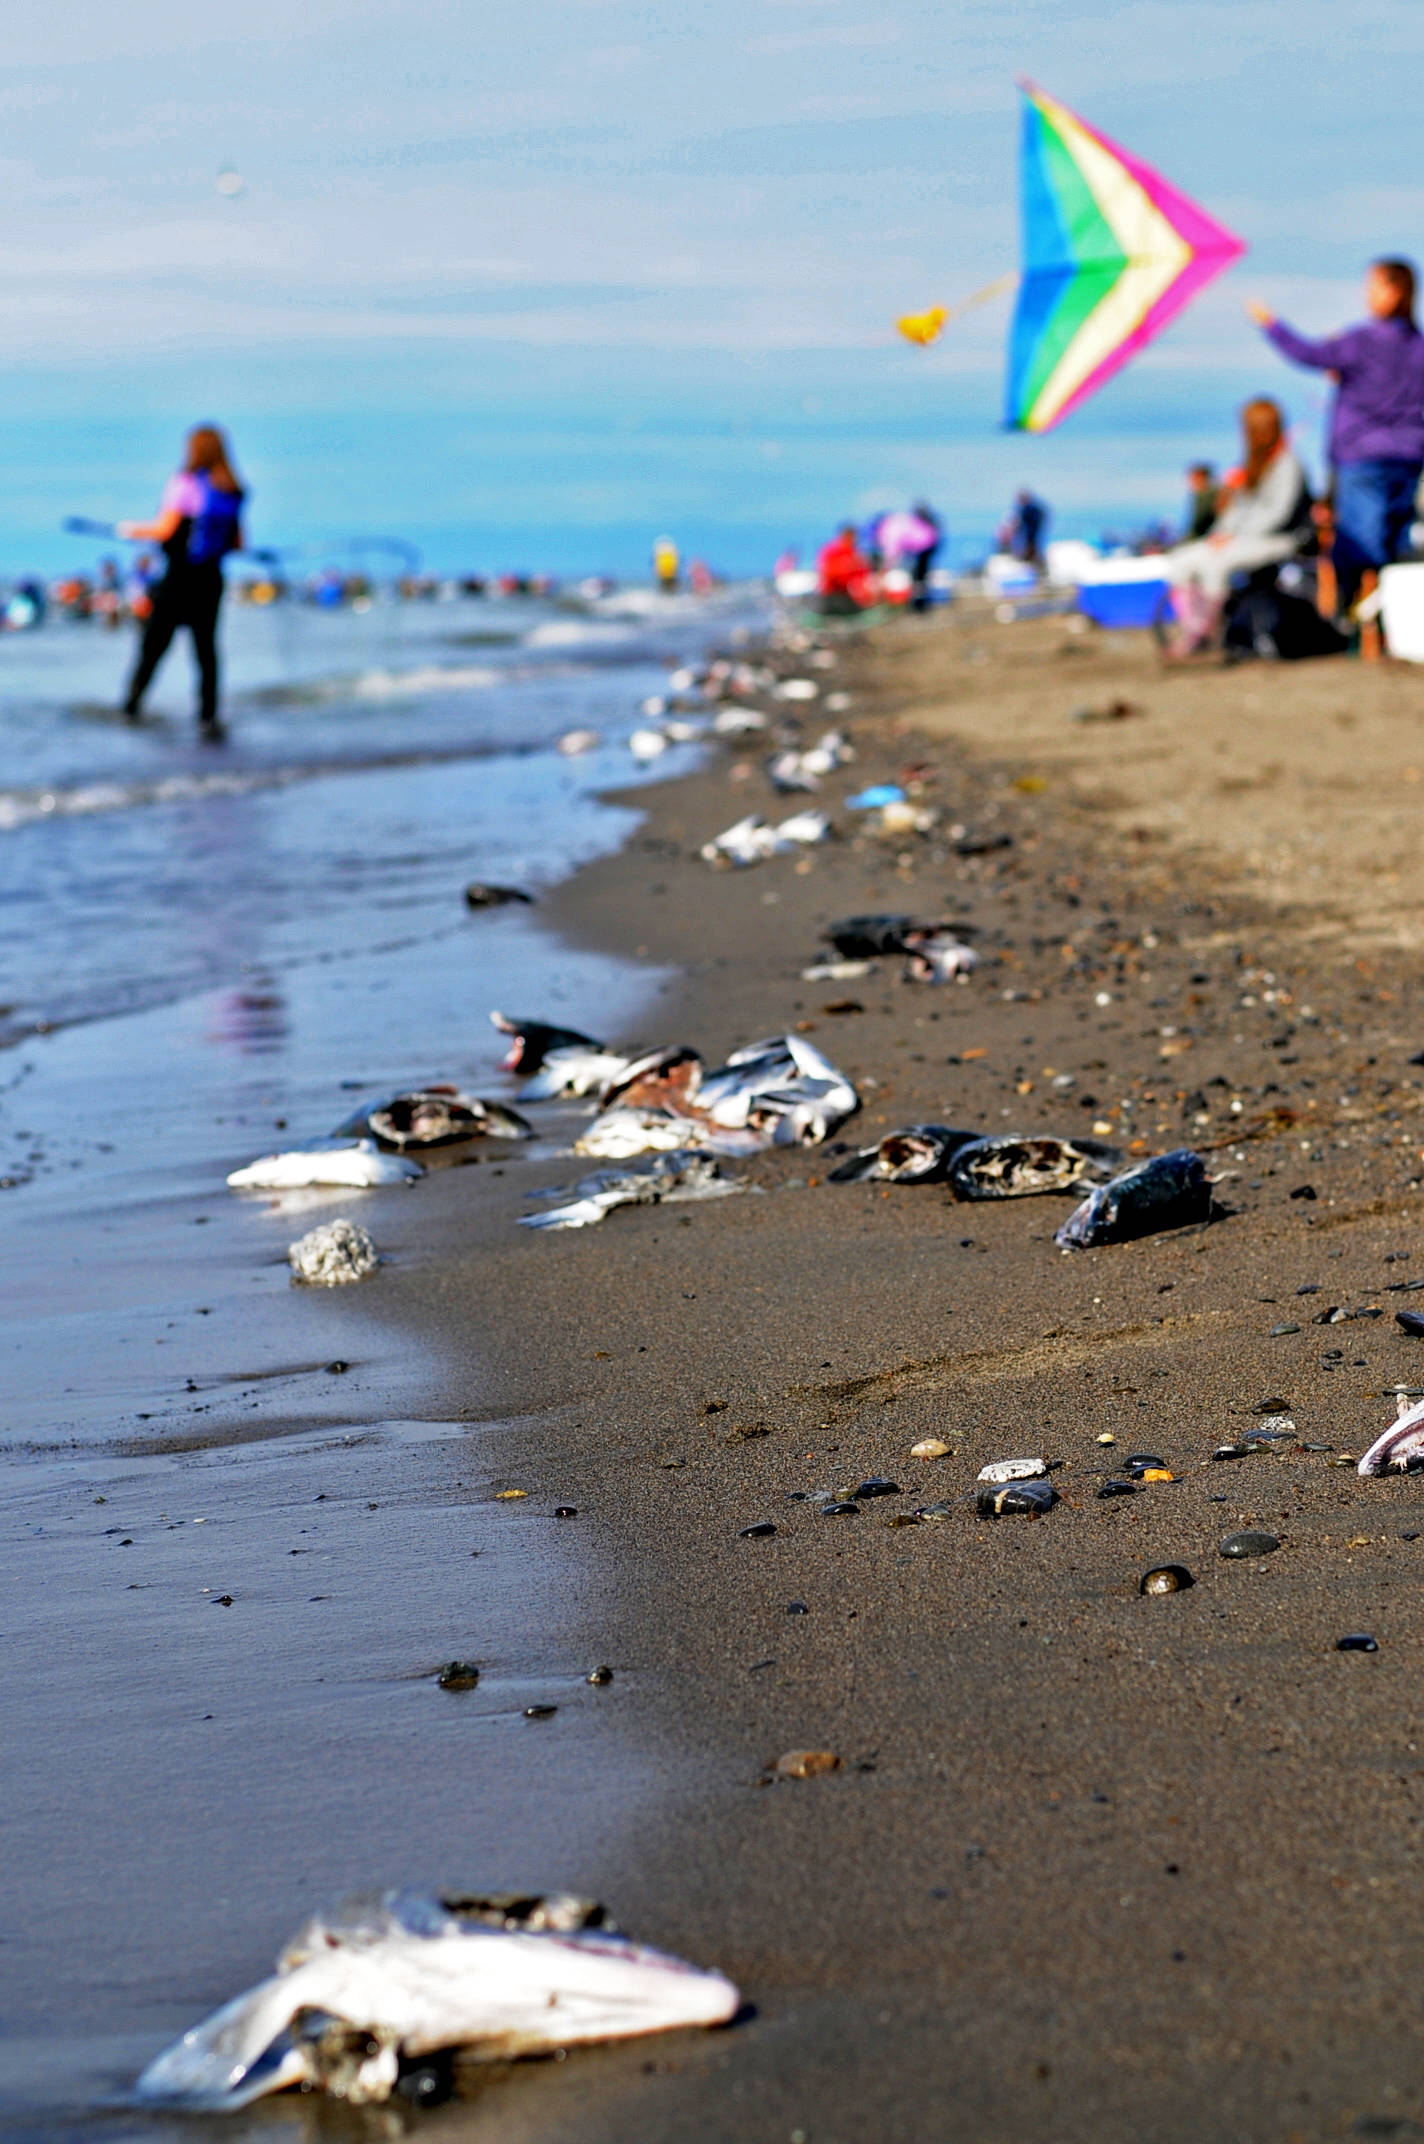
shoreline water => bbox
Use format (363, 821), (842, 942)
(12, 605), (1424, 2139)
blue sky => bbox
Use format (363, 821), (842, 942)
(5, 1), (1424, 576)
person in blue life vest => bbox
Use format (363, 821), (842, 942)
(119, 425), (246, 736)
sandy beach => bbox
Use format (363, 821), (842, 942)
(11, 607), (1424, 2143)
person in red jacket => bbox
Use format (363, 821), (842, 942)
(816, 524), (875, 612)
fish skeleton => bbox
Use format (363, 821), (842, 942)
(521, 1148), (744, 1228)
(135, 1888), (739, 2110)
(227, 1141), (422, 1191)
(947, 1134), (1123, 1201)
(1358, 1392), (1424, 1476)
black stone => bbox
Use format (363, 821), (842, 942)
(1220, 1531), (1281, 1558)
(820, 1500), (860, 1517)
(739, 1521), (777, 1538)
(1289, 1184), (1317, 1201)
(396, 2051), (455, 2109)
(464, 883), (534, 908)
(1397, 1310), (1424, 1336)
(1212, 1443), (1250, 1461)
(555, 1506), (578, 1519)
(1125, 1452), (1167, 1468)
(785, 1601), (810, 1614)
(586, 1665), (614, 1684)
(914, 1501), (955, 1523)
(324, 1360), (349, 1374)
(524, 1704), (558, 1719)
(855, 1477), (901, 1498)
(1337, 1633), (1379, 1653)
(1269, 1322), (1301, 1337)
(977, 1478), (1057, 1519)
(437, 1661), (480, 1691)
(1098, 1479), (1139, 1499)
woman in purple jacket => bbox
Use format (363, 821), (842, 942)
(119, 425), (246, 736)
(1249, 259), (1424, 609)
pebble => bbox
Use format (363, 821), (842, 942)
(324, 1360), (349, 1374)
(786, 1601), (810, 1615)
(820, 1500), (859, 1518)
(1211, 1443), (1250, 1462)
(914, 1501), (954, 1523)
(437, 1661), (480, 1691)
(1220, 1531), (1281, 1558)
(1096, 1432), (1115, 1446)
(554, 1506), (578, 1519)
(886, 1512), (923, 1527)
(1269, 1322), (1301, 1337)
(855, 1477), (901, 1499)
(586, 1665), (614, 1685)
(739, 1521), (777, 1538)
(1337, 1633), (1379, 1653)
(977, 1479), (1057, 1519)
(1397, 1310), (1424, 1336)
(524, 1704), (558, 1720)
(1141, 1565), (1195, 1595)
(910, 1438), (951, 1460)
(1251, 1396), (1293, 1413)
(977, 1457), (1047, 1485)
(1097, 1479), (1139, 1499)
(774, 1749), (840, 1779)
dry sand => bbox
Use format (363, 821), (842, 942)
(14, 613), (1424, 2144)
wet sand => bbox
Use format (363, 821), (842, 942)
(13, 610), (1424, 2142)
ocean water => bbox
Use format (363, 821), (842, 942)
(0, 582), (767, 1443)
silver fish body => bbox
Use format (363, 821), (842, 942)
(521, 1148), (744, 1228)
(136, 1888), (739, 2110)
(227, 1140), (422, 1191)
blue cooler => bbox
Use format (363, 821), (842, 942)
(1076, 557), (1170, 629)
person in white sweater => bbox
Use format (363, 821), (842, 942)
(1167, 399), (1310, 651)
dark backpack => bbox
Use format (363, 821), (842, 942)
(1222, 565), (1347, 662)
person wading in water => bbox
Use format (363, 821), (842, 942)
(119, 425), (246, 737)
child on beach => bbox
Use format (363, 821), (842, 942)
(120, 425), (246, 736)
(1165, 399), (1310, 654)
(1249, 260), (1424, 608)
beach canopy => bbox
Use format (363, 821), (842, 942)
(1006, 81), (1245, 432)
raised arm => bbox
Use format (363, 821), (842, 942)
(1248, 302), (1358, 374)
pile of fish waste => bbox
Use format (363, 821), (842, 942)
(228, 1140), (422, 1192)
(699, 810), (831, 867)
(134, 1887), (739, 2110)
(288, 1218), (379, 1286)
(575, 1033), (859, 1157)
(1358, 1391), (1424, 1476)
(335, 1086), (531, 1151)
(520, 1150), (745, 1230)
(497, 1016), (859, 1158)
(830, 1128), (1120, 1198)
(1055, 1149), (1213, 1249)
(818, 912), (977, 984)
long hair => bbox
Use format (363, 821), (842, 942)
(1374, 257), (1418, 324)
(1239, 398), (1286, 491)
(184, 424), (241, 494)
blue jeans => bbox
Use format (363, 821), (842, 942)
(1333, 457), (1422, 602)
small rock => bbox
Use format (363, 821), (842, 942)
(586, 1665), (614, 1685)
(1337, 1633), (1379, 1653)
(1220, 1531), (1281, 1558)
(437, 1661), (480, 1692)
(977, 1457), (1048, 1484)
(524, 1704), (558, 1720)
(1141, 1565), (1194, 1595)
(739, 1521), (777, 1538)
(914, 1501), (954, 1523)
(288, 1217), (378, 1287)
(324, 1360), (349, 1374)
(977, 1479), (1057, 1519)
(554, 1506), (578, 1519)
(1269, 1322), (1301, 1337)
(1289, 1184), (1317, 1201)
(786, 1600), (810, 1615)
(1397, 1310), (1424, 1337)
(464, 883), (534, 909)
(774, 1749), (840, 1779)
(1096, 1432), (1116, 1445)
(886, 1512), (923, 1527)
(1098, 1479), (1138, 1499)
(820, 1500), (859, 1518)
(855, 1477), (900, 1499)
(910, 1438), (950, 1459)
(1211, 1443), (1250, 1462)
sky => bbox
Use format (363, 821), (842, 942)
(4, 0), (1424, 577)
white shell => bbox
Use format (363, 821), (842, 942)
(977, 1456), (1048, 1484)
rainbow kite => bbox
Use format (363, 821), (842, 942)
(1006, 81), (1245, 431)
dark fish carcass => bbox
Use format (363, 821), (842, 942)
(1054, 1149), (1212, 1248)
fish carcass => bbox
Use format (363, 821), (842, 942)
(135, 1887), (740, 2110)
(572, 1034), (858, 1157)
(521, 1149), (746, 1228)
(1358, 1392), (1424, 1477)
(829, 1125), (981, 1183)
(1055, 1149), (1212, 1248)
(490, 1012), (635, 1098)
(337, 1087), (531, 1149)
(227, 1141), (422, 1191)
(946, 1134), (1122, 1200)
